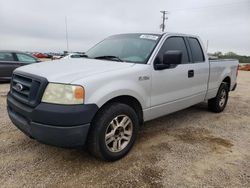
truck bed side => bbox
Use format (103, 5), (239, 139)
(206, 59), (238, 100)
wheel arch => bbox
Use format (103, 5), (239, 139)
(94, 95), (144, 126)
(222, 76), (231, 90)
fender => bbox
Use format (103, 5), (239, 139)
(85, 79), (149, 109)
(218, 67), (231, 89)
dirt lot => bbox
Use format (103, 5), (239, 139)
(0, 71), (249, 187)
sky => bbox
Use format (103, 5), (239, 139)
(0, 0), (250, 55)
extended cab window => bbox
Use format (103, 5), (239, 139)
(156, 37), (190, 64)
(188, 38), (205, 62)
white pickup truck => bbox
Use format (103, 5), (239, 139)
(7, 33), (238, 161)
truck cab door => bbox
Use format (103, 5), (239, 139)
(186, 37), (209, 100)
(149, 36), (208, 120)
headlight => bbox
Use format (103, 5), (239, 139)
(41, 83), (85, 105)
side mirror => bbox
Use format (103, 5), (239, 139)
(154, 50), (182, 70)
(163, 50), (182, 65)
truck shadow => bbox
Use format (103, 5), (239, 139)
(138, 102), (233, 149)
(0, 81), (10, 84)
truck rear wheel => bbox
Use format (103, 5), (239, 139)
(208, 83), (229, 113)
(87, 103), (139, 161)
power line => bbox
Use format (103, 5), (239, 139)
(160, 11), (169, 32)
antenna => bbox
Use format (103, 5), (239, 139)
(65, 16), (69, 52)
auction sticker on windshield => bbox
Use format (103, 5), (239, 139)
(140, 35), (159, 40)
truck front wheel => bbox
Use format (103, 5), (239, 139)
(87, 103), (139, 161)
(208, 83), (229, 113)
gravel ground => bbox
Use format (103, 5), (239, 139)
(0, 71), (249, 187)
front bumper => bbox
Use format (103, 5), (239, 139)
(7, 93), (98, 147)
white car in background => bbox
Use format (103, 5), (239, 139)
(62, 53), (85, 59)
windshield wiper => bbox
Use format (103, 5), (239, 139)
(94, 55), (123, 62)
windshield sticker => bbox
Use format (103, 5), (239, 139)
(140, 35), (159, 40)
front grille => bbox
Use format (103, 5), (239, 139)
(10, 72), (48, 107)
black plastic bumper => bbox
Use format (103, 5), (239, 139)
(7, 93), (98, 147)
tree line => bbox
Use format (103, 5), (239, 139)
(209, 52), (250, 63)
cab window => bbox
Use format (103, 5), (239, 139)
(188, 38), (205, 62)
(156, 36), (190, 64)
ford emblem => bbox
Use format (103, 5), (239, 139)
(15, 83), (24, 91)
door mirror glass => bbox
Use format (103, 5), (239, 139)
(163, 50), (182, 65)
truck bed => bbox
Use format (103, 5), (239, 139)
(206, 59), (238, 100)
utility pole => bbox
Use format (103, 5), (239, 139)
(160, 11), (169, 32)
(65, 16), (69, 52)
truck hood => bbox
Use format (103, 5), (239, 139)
(15, 58), (134, 83)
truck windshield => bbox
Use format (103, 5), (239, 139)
(85, 34), (161, 64)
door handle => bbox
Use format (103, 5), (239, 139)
(188, 70), (194, 78)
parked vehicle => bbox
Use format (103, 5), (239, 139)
(0, 51), (40, 81)
(7, 33), (238, 161)
(32, 53), (50, 59)
(62, 53), (86, 59)
(52, 55), (63, 60)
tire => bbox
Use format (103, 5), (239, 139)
(208, 83), (229, 113)
(87, 102), (139, 161)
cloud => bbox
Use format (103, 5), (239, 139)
(0, 0), (249, 55)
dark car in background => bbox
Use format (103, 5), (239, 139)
(0, 50), (40, 82)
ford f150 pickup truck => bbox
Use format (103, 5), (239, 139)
(7, 33), (238, 161)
